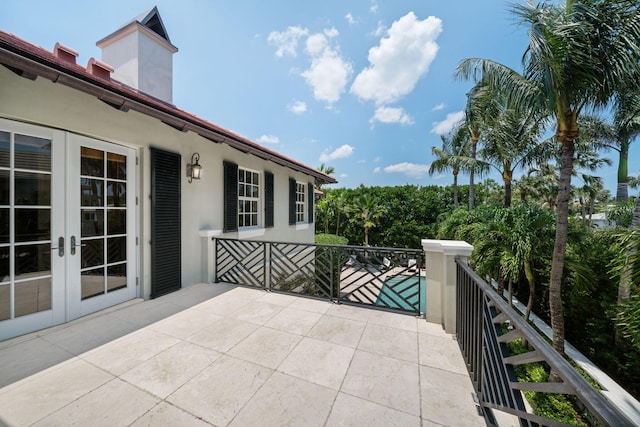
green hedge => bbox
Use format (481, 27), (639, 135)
(315, 234), (348, 245)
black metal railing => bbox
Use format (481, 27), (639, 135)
(214, 238), (424, 315)
(456, 260), (633, 427)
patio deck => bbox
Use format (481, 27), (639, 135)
(0, 282), (485, 426)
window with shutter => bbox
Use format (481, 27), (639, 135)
(288, 178), (296, 225)
(264, 171), (274, 228)
(223, 161), (238, 232)
(308, 182), (314, 224)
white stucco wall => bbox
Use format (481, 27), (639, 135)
(0, 65), (317, 299)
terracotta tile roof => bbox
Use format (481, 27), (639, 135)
(0, 30), (336, 185)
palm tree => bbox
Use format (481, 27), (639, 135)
(316, 164), (335, 190)
(610, 89), (640, 201)
(479, 104), (551, 207)
(348, 194), (385, 246)
(457, 0), (640, 353)
(429, 125), (480, 209)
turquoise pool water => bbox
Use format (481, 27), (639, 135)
(375, 275), (426, 313)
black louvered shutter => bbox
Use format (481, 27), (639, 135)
(265, 171), (274, 228)
(150, 147), (181, 298)
(224, 161), (238, 232)
(308, 183), (314, 224)
(289, 178), (296, 225)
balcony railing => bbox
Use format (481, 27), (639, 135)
(456, 259), (633, 427)
(214, 238), (424, 316)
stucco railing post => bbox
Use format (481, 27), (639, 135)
(422, 239), (473, 334)
(199, 230), (222, 282)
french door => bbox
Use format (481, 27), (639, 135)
(0, 119), (137, 340)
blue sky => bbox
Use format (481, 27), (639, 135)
(2, 0), (638, 195)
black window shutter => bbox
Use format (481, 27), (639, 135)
(289, 177), (296, 225)
(265, 171), (274, 228)
(308, 182), (314, 224)
(150, 147), (181, 298)
(224, 161), (238, 232)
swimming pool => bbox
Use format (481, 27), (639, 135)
(375, 274), (426, 313)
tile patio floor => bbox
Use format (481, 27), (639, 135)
(0, 282), (485, 426)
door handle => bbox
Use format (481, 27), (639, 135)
(70, 235), (86, 256)
(51, 236), (64, 257)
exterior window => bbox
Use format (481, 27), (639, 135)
(295, 182), (305, 223)
(238, 168), (259, 228)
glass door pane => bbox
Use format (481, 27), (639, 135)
(80, 146), (128, 300)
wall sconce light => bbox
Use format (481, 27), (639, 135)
(187, 152), (202, 183)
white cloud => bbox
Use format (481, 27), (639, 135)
(288, 101), (307, 114)
(432, 103), (446, 111)
(370, 106), (414, 125)
(257, 134), (280, 144)
(373, 21), (385, 37)
(384, 162), (431, 179)
(373, 166), (381, 173)
(374, 156), (381, 163)
(340, 173), (349, 178)
(345, 13), (357, 25)
(319, 144), (354, 162)
(431, 111), (464, 134)
(301, 31), (353, 105)
(370, 0), (379, 14)
(351, 12), (442, 106)
(268, 26), (309, 57)
(357, 159), (366, 164)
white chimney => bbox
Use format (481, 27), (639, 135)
(96, 7), (178, 104)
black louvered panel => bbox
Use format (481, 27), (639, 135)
(308, 182), (314, 224)
(289, 177), (296, 225)
(150, 147), (181, 298)
(264, 171), (274, 228)
(223, 161), (238, 232)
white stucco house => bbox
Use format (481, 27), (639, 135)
(0, 8), (335, 340)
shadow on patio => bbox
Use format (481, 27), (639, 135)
(0, 282), (483, 426)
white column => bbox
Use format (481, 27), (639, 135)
(199, 229), (222, 283)
(422, 239), (473, 334)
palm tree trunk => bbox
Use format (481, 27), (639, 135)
(453, 172), (459, 209)
(524, 259), (535, 321)
(617, 193), (640, 343)
(503, 168), (513, 208)
(550, 139), (574, 355)
(469, 137), (479, 209)
(616, 141), (629, 201)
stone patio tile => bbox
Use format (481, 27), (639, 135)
(109, 299), (186, 327)
(81, 328), (179, 376)
(326, 303), (373, 322)
(420, 365), (484, 427)
(228, 326), (302, 369)
(0, 359), (113, 426)
(130, 402), (211, 427)
(367, 309), (419, 333)
(120, 341), (221, 398)
(418, 333), (468, 375)
(358, 323), (419, 363)
(278, 337), (355, 390)
(326, 392), (421, 427)
(417, 319), (449, 337)
(288, 295), (332, 314)
(186, 316), (258, 352)
(167, 355), (272, 427)
(40, 313), (139, 355)
(264, 306), (323, 335)
(0, 337), (73, 387)
(257, 291), (299, 307)
(341, 349), (420, 416)
(307, 314), (366, 348)
(228, 371), (337, 427)
(229, 300), (283, 325)
(148, 308), (223, 339)
(191, 292), (252, 316)
(165, 282), (235, 307)
(33, 378), (159, 427)
(225, 286), (266, 300)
